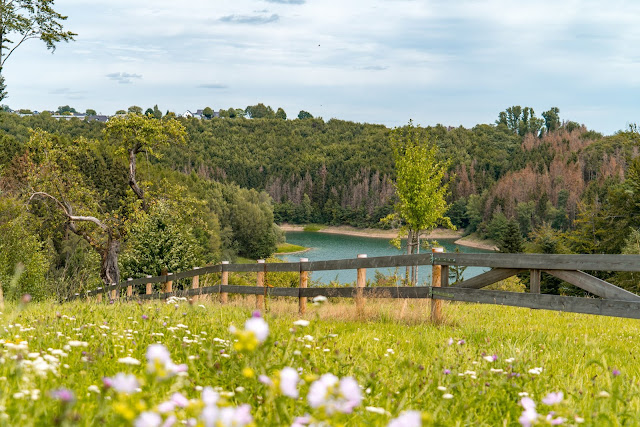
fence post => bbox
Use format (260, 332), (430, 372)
(299, 258), (309, 315)
(111, 284), (117, 301)
(431, 247), (444, 323)
(127, 278), (133, 298)
(356, 254), (367, 316)
(256, 259), (265, 311)
(97, 288), (102, 303)
(221, 261), (229, 304)
(192, 267), (200, 302)
(530, 270), (541, 294)
(146, 275), (152, 296)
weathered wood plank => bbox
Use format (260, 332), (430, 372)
(543, 270), (640, 302)
(431, 287), (640, 319)
(452, 269), (525, 289)
(434, 253), (640, 272)
(530, 270), (541, 294)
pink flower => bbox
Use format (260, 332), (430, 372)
(388, 410), (422, 427)
(519, 397), (538, 427)
(542, 392), (563, 405)
(280, 367), (300, 398)
(307, 374), (362, 415)
(108, 373), (139, 394)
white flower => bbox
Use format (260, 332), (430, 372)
(442, 393), (454, 399)
(505, 358), (516, 363)
(146, 344), (187, 378)
(118, 356), (141, 365)
(528, 367), (543, 375)
(134, 411), (162, 427)
(109, 373), (139, 394)
(67, 340), (88, 347)
(312, 295), (327, 304)
(388, 410), (422, 427)
(483, 355), (495, 362)
(437, 386), (447, 391)
(202, 387), (220, 407)
(244, 317), (269, 342)
(279, 367), (299, 398)
(307, 374), (362, 415)
(88, 385), (101, 394)
(598, 391), (610, 398)
(293, 320), (310, 327)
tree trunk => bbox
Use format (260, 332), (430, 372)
(100, 238), (121, 287)
(128, 148), (148, 209)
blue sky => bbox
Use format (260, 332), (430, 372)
(2, 0), (639, 134)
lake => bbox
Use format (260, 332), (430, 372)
(277, 231), (491, 285)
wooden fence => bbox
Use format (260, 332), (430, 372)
(66, 251), (640, 321)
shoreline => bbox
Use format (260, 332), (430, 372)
(278, 224), (497, 251)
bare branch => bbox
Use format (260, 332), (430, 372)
(29, 192), (109, 231)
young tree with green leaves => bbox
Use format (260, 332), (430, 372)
(387, 121), (453, 284)
(0, 0), (76, 100)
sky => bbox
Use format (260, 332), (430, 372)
(2, 0), (639, 134)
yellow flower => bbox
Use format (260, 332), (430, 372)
(242, 367), (255, 378)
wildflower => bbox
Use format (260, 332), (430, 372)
(528, 367), (543, 375)
(447, 338), (454, 345)
(50, 388), (75, 404)
(546, 413), (567, 425)
(312, 295), (327, 304)
(280, 367), (300, 398)
(107, 373), (139, 394)
(88, 385), (101, 394)
(612, 369), (621, 377)
(542, 392), (563, 405)
(242, 367), (254, 378)
(483, 354), (498, 362)
(307, 374), (362, 415)
(118, 356), (141, 365)
(442, 393), (453, 399)
(598, 391), (610, 398)
(437, 386), (446, 391)
(134, 411), (162, 427)
(518, 397), (538, 427)
(146, 344), (187, 379)
(259, 375), (272, 386)
(142, 315), (148, 320)
(231, 315), (269, 351)
(67, 340), (88, 347)
(293, 320), (310, 327)
(443, 369), (451, 375)
(171, 392), (189, 408)
(291, 415), (311, 427)
(457, 339), (465, 345)
(388, 410), (422, 427)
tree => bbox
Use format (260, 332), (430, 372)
(245, 103), (274, 119)
(388, 121), (452, 284)
(115, 109), (126, 115)
(298, 110), (313, 120)
(25, 115), (187, 288)
(0, 73), (6, 101)
(202, 106), (213, 119)
(144, 107), (154, 116)
(275, 107), (287, 120)
(152, 104), (162, 119)
(85, 108), (96, 116)
(128, 105), (142, 114)
(57, 105), (76, 114)
(105, 113), (186, 209)
(542, 107), (560, 133)
(498, 219), (523, 253)
(0, 0), (76, 99)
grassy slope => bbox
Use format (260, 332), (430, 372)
(0, 299), (638, 425)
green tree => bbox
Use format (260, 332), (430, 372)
(144, 107), (154, 116)
(57, 105), (76, 114)
(115, 109), (126, 115)
(389, 121), (452, 284)
(0, 73), (6, 101)
(498, 219), (523, 253)
(153, 104), (162, 119)
(275, 107), (287, 120)
(128, 105), (142, 114)
(0, 0), (76, 100)
(542, 107), (560, 133)
(85, 108), (97, 116)
(245, 103), (274, 119)
(298, 110), (313, 120)
(202, 106), (213, 119)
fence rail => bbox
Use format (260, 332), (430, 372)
(66, 252), (640, 321)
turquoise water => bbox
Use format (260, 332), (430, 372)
(277, 231), (491, 285)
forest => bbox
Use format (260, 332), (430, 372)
(1, 106), (639, 299)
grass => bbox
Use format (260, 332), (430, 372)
(1, 297), (639, 425)
(303, 224), (325, 232)
(276, 243), (308, 254)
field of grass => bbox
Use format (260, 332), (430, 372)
(276, 243), (309, 254)
(302, 224), (326, 232)
(1, 297), (639, 426)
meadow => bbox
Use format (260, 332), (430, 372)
(1, 296), (638, 426)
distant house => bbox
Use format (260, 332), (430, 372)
(86, 115), (109, 123)
(181, 110), (194, 118)
(181, 109), (220, 119)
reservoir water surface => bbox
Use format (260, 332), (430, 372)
(277, 231), (492, 285)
